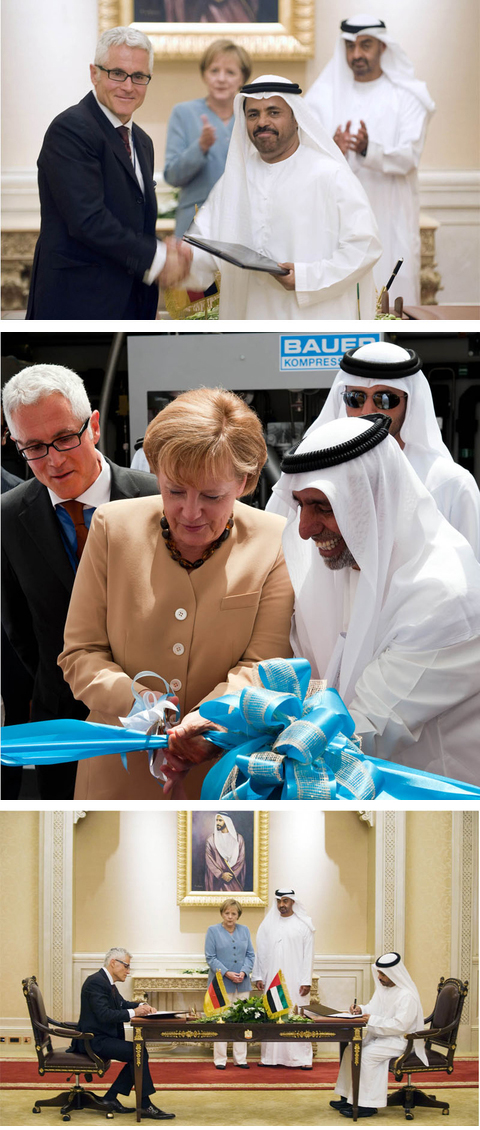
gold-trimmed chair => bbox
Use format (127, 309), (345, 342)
(387, 976), (469, 1120)
(23, 975), (114, 1121)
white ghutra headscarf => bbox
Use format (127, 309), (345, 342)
(272, 416), (480, 704)
(214, 813), (240, 867)
(305, 12), (435, 132)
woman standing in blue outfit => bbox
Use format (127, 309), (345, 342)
(164, 39), (252, 237)
(205, 897), (255, 1069)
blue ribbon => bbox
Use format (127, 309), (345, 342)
(199, 658), (480, 801)
(199, 658), (384, 800)
(1, 718), (169, 768)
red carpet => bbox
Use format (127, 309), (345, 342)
(1, 1059), (477, 1091)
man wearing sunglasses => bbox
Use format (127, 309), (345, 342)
(26, 26), (191, 320)
(1, 365), (159, 799)
(73, 948), (175, 1119)
(269, 341), (480, 559)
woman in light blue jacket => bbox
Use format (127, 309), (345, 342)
(164, 39), (252, 237)
(205, 897), (255, 1068)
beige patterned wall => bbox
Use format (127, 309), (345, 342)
(405, 810), (452, 1010)
(0, 812), (39, 1017)
(73, 810), (370, 956)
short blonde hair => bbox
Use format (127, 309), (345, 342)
(143, 388), (266, 495)
(220, 898), (242, 918)
(200, 39), (251, 84)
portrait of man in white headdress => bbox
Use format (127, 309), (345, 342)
(204, 813), (247, 891)
(190, 812), (254, 892)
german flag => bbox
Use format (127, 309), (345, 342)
(203, 971), (230, 1016)
(263, 970), (292, 1019)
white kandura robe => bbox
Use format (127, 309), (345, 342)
(306, 74), (428, 304)
(184, 144), (380, 319)
(252, 914), (314, 1067)
(335, 984), (422, 1108)
(406, 447), (480, 560)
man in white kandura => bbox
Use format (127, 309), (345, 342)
(205, 813), (246, 891)
(290, 341), (480, 558)
(331, 952), (427, 1119)
(305, 14), (435, 304)
(253, 888), (315, 1068)
(181, 75), (381, 319)
(269, 415), (480, 785)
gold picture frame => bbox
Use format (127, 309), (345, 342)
(177, 810), (269, 907)
(99, 1), (314, 61)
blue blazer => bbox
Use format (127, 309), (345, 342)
(27, 92), (159, 320)
(205, 923), (255, 993)
(163, 98), (234, 236)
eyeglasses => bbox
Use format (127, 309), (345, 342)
(15, 418), (91, 461)
(115, 960), (131, 970)
(343, 390), (407, 411)
(96, 65), (151, 86)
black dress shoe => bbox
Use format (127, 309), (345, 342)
(99, 1093), (131, 1111)
(235, 1063), (250, 1069)
(98, 1097), (131, 1113)
(141, 1104), (176, 1120)
(215, 1063), (226, 1069)
(330, 1098), (348, 1110)
(340, 1105), (378, 1119)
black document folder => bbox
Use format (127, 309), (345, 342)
(183, 235), (289, 275)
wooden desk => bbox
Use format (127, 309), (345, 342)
(130, 1016), (367, 1123)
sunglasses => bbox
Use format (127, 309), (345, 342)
(343, 390), (407, 410)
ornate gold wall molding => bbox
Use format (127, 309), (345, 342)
(98, 1), (314, 59)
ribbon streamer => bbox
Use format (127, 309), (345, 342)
(199, 658), (480, 801)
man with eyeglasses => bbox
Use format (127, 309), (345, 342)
(26, 26), (192, 320)
(73, 948), (175, 1119)
(1, 365), (159, 799)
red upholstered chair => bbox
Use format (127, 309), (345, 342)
(23, 975), (113, 1121)
(387, 976), (469, 1120)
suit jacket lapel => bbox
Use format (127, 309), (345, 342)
(109, 460), (149, 501)
(19, 482), (75, 593)
(133, 125), (157, 215)
(83, 91), (142, 190)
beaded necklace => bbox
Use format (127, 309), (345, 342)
(160, 514), (234, 570)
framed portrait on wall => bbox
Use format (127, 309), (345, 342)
(98, 1), (314, 60)
(177, 810), (268, 906)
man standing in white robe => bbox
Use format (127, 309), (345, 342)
(332, 952), (427, 1118)
(252, 889), (315, 1068)
(288, 340), (480, 557)
(305, 14), (435, 305)
(270, 415), (480, 786)
(181, 75), (381, 319)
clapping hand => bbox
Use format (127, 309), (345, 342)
(334, 120), (353, 154)
(347, 119), (368, 156)
(199, 114), (217, 153)
(158, 237), (193, 288)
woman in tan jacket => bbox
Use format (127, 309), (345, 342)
(59, 388), (293, 800)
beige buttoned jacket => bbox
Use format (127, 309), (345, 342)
(59, 496), (294, 799)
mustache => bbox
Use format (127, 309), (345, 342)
(254, 126), (278, 136)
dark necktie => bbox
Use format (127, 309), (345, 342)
(117, 124), (132, 161)
(61, 500), (88, 558)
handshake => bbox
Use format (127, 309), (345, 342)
(157, 236), (193, 289)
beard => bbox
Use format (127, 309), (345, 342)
(322, 545), (358, 571)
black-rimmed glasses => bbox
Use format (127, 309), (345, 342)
(343, 390), (407, 411)
(96, 65), (151, 86)
(115, 960), (131, 970)
(16, 418), (91, 461)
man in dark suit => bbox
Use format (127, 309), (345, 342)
(26, 26), (191, 320)
(76, 948), (175, 1119)
(1, 364), (159, 800)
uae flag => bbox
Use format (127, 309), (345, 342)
(263, 969), (292, 1019)
(203, 971), (230, 1016)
